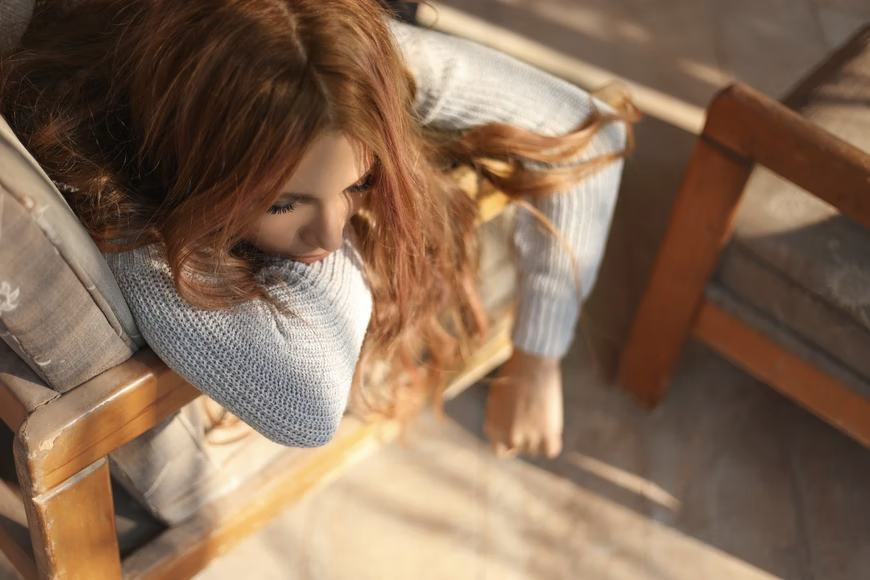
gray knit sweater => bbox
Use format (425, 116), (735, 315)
(104, 20), (627, 447)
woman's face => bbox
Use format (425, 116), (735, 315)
(246, 132), (374, 263)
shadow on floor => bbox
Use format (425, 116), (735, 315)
(434, 50), (870, 580)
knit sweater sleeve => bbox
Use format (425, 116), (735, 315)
(103, 243), (372, 447)
(390, 20), (627, 358)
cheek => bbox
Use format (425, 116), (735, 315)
(248, 214), (304, 253)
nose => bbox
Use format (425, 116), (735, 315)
(312, 196), (348, 252)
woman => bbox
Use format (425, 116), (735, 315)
(1, 0), (634, 461)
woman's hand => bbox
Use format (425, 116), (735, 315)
(484, 348), (564, 459)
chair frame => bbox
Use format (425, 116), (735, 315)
(617, 81), (870, 448)
(1, 325), (514, 580)
(0, 187), (514, 579)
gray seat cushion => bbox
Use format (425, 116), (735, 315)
(0, 115), (143, 392)
(713, 25), (870, 383)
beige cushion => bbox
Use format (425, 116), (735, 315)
(0, 115), (143, 392)
(713, 26), (870, 384)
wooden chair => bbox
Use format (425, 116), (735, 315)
(618, 26), (870, 447)
(0, 111), (515, 580)
(1, 313), (515, 580)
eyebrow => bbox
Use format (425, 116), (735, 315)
(281, 161), (376, 200)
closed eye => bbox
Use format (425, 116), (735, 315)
(267, 200), (298, 215)
(267, 161), (378, 215)
(347, 172), (375, 194)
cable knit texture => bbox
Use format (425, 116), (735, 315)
(103, 20), (627, 447)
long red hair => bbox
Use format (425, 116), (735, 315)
(1, 0), (636, 421)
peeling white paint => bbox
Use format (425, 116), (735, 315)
(35, 427), (68, 454)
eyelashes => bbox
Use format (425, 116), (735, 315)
(346, 172), (375, 194)
(267, 172), (376, 215)
(267, 200), (298, 215)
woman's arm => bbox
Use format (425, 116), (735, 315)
(390, 19), (627, 358)
(104, 243), (372, 447)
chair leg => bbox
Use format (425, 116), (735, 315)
(617, 138), (751, 407)
(14, 437), (122, 580)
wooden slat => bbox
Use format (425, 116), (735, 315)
(478, 192), (510, 224)
(617, 139), (751, 406)
(0, 387), (28, 437)
(704, 84), (870, 228)
(0, 340), (59, 433)
(122, 417), (393, 580)
(0, 526), (35, 580)
(16, 349), (200, 495)
(15, 455), (122, 579)
(122, 312), (515, 580)
(693, 300), (870, 449)
(441, 313), (513, 401)
(451, 164), (511, 225)
(0, 480), (37, 580)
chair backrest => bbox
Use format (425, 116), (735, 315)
(0, 115), (143, 393)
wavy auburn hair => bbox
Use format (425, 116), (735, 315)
(1, 0), (637, 422)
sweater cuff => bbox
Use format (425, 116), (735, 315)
(511, 285), (580, 359)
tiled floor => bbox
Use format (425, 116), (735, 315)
(2, 1), (869, 579)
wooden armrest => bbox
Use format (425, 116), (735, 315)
(703, 83), (870, 228)
(451, 165), (512, 223)
(15, 348), (199, 494)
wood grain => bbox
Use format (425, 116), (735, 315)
(616, 138), (750, 406)
(16, 349), (200, 495)
(0, 341), (59, 433)
(693, 300), (870, 448)
(14, 455), (121, 580)
(704, 84), (870, 228)
(0, 480), (36, 580)
(0, 389), (27, 440)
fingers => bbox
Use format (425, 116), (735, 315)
(519, 433), (542, 457)
(488, 430), (563, 459)
(492, 441), (519, 459)
(508, 430), (525, 451)
(543, 433), (563, 459)
(490, 434), (562, 459)
(484, 378), (564, 460)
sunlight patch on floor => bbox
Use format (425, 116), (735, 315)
(417, 2), (707, 134)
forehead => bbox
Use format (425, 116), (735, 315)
(283, 133), (372, 196)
